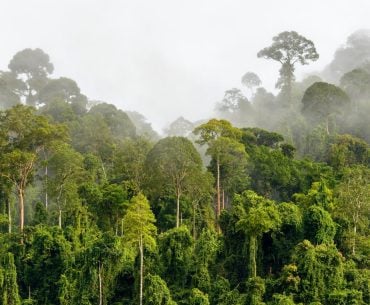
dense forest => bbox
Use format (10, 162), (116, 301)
(0, 30), (369, 305)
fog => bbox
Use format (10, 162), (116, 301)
(1, 0), (370, 131)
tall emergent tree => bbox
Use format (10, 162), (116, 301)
(0, 105), (66, 234)
(8, 48), (54, 106)
(122, 194), (156, 305)
(301, 82), (350, 135)
(194, 119), (247, 219)
(241, 72), (261, 96)
(145, 136), (204, 228)
(257, 31), (319, 106)
(335, 166), (370, 255)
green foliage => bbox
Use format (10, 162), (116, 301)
(122, 193), (157, 252)
(23, 226), (71, 304)
(293, 240), (344, 303)
(0, 43), (368, 305)
(144, 274), (176, 305)
(32, 202), (47, 226)
(271, 294), (298, 305)
(327, 289), (363, 305)
(189, 288), (210, 305)
(328, 134), (369, 169)
(159, 226), (193, 288)
(145, 136), (205, 229)
(89, 103), (136, 140)
(0, 252), (21, 305)
(235, 191), (281, 277)
(303, 206), (336, 244)
(245, 276), (266, 305)
(334, 166), (370, 257)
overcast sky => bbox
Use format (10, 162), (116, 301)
(1, 0), (369, 131)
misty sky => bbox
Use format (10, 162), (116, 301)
(1, 0), (370, 131)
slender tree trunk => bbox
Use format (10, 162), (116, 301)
(193, 201), (196, 240)
(139, 235), (144, 305)
(45, 164), (48, 209)
(216, 156), (220, 218)
(18, 188), (24, 234)
(287, 74), (292, 108)
(353, 223), (357, 255)
(58, 207), (62, 229)
(7, 198), (11, 234)
(352, 209), (359, 255)
(98, 261), (103, 305)
(249, 235), (257, 278)
(326, 116), (330, 135)
(176, 191), (180, 228)
(222, 189), (225, 210)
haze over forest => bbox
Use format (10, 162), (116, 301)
(1, 0), (370, 131)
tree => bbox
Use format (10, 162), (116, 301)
(0, 105), (66, 234)
(145, 137), (204, 228)
(189, 288), (210, 305)
(143, 274), (176, 305)
(0, 72), (22, 110)
(217, 88), (249, 113)
(38, 77), (88, 115)
(327, 134), (369, 169)
(112, 137), (152, 193)
(293, 240), (344, 304)
(258, 31), (319, 106)
(245, 276), (266, 305)
(235, 191), (281, 277)
(340, 69), (370, 110)
(88, 103), (136, 139)
(23, 226), (71, 305)
(323, 29), (370, 82)
(215, 89), (253, 127)
(158, 226), (193, 288)
(126, 111), (159, 140)
(301, 82), (350, 135)
(0, 252), (21, 305)
(241, 72), (262, 96)
(8, 48), (54, 106)
(193, 120), (246, 218)
(122, 194), (156, 305)
(46, 142), (84, 228)
(335, 166), (370, 255)
(165, 117), (194, 137)
(303, 206), (336, 245)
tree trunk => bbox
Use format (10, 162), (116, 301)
(176, 191), (180, 228)
(139, 235), (144, 305)
(58, 207), (62, 229)
(216, 156), (220, 218)
(45, 164), (48, 209)
(19, 188), (24, 234)
(193, 201), (196, 240)
(249, 235), (257, 278)
(287, 73), (292, 108)
(7, 198), (11, 234)
(326, 116), (330, 135)
(352, 223), (357, 255)
(222, 188), (225, 210)
(98, 261), (103, 305)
